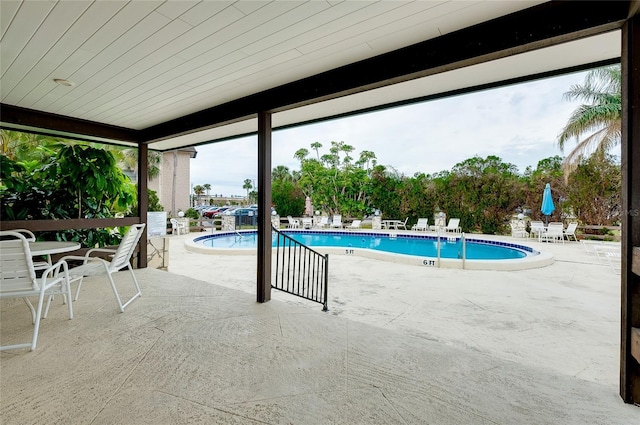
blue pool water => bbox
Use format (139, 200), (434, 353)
(194, 231), (534, 260)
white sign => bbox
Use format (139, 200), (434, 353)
(147, 212), (167, 237)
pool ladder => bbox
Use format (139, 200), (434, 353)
(435, 231), (466, 268)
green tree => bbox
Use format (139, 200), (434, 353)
(557, 65), (621, 179)
(243, 179), (253, 198)
(193, 185), (204, 205)
(565, 151), (621, 225)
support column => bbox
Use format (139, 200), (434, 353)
(138, 143), (148, 268)
(620, 14), (640, 404)
(257, 111), (272, 303)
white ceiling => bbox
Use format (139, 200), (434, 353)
(0, 1), (622, 150)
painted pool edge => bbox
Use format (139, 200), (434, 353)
(185, 230), (555, 271)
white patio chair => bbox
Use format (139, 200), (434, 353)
(529, 221), (545, 239)
(412, 218), (429, 231)
(0, 231), (73, 351)
(510, 221), (528, 238)
(170, 218), (187, 235)
(12, 228), (51, 270)
(540, 222), (565, 243)
(62, 224), (145, 313)
(286, 216), (300, 229)
(301, 217), (313, 229)
(564, 222), (579, 241)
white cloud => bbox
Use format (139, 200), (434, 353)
(190, 71), (591, 196)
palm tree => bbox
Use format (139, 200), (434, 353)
(272, 165), (292, 181)
(193, 185), (204, 205)
(243, 179), (253, 198)
(557, 65), (621, 180)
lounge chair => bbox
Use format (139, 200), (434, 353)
(444, 218), (461, 233)
(412, 218), (429, 231)
(347, 219), (362, 230)
(330, 215), (343, 229)
(395, 217), (408, 230)
(301, 217), (313, 229)
(564, 221), (578, 241)
(315, 216), (329, 228)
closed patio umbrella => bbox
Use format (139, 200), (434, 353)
(541, 183), (555, 225)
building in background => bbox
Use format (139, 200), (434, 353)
(148, 148), (197, 216)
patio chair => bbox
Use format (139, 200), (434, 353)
(12, 228), (51, 270)
(444, 218), (461, 233)
(330, 215), (343, 229)
(347, 219), (362, 230)
(301, 217), (313, 229)
(529, 221), (545, 239)
(62, 224), (145, 313)
(0, 231), (73, 351)
(286, 216), (300, 229)
(411, 218), (429, 231)
(540, 222), (564, 243)
(564, 222), (579, 241)
(170, 218), (187, 235)
(509, 221), (528, 238)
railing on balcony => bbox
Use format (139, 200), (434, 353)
(272, 226), (328, 311)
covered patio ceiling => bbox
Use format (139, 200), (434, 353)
(0, 1), (630, 150)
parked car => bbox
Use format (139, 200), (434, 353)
(224, 207), (257, 216)
(203, 206), (229, 218)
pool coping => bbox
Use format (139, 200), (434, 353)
(186, 229), (555, 271)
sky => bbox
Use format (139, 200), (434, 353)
(189, 70), (591, 197)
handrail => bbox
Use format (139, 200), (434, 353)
(272, 226), (329, 311)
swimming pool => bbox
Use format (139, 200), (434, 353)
(186, 230), (553, 271)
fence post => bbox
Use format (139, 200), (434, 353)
(323, 254), (329, 311)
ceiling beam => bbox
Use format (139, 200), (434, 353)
(0, 104), (140, 144)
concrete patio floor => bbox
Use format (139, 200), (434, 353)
(1, 231), (636, 424)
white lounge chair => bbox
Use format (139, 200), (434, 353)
(301, 217), (313, 229)
(412, 218), (429, 231)
(564, 222), (579, 241)
(606, 251), (622, 274)
(330, 215), (343, 229)
(347, 219), (362, 230)
(444, 218), (461, 233)
(0, 231), (74, 351)
(62, 224), (145, 313)
(394, 217), (409, 230)
(315, 216), (329, 228)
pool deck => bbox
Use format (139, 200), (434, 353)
(1, 229), (635, 424)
